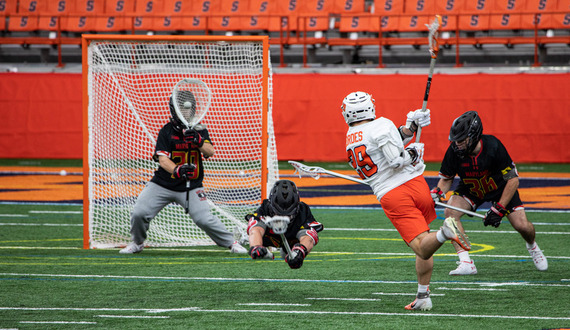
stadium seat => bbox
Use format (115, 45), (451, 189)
(298, 0), (334, 32)
(209, 0), (246, 31)
(489, 13), (523, 30)
(434, 0), (463, 31)
(338, 14), (378, 33)
(97, 0), (135, 31)
(0, 0), (18, 30)
(152, 0), (192, 31)
(132, 0), (164, 31)
(243, 0), (270, 31)
(7, 0), (43, 32)
(332, 0), (366, 14)
(38, 0), (76, 31)
(551, 0), (570, 29)
(268, 0), (300, 32)
(373, 0), (403, 31)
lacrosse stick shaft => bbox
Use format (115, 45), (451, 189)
(415, 56), (437, 143)
(185, 180), (190, 214)
(435, 201), (485, 219)
(280, 234), (293, 257)
(291, 161), (483, 218)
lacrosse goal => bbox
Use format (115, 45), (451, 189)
(82, 35), (278, 249)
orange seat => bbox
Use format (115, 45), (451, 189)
(375, 0), (404, 15)
(458, 14), (490, 30)
(244, 0), (271, 30)
(435, 0), (463, 31)
(152, 0), (193, 31)
(520, 0), (557, 29)
(298, 0), (334, 31)
(489, 13), (523, 29)
(338, 14), (378, 32)
(7, 0), (42, 31)
(493, 0), (525, 13)
(209, 0), (247, 31)
(38, 0), (76, 31)
(268, 0), (300, 32)
(404, 0), (435, 15)
(100, 0), (135, 30)
(398, 15), (432, 32)
(332, 0), (365, 14)
(551, 0), (570, 29)
(0, 0), (18, 15)
(132, 0), (164, 31)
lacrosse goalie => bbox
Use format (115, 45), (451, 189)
(120, 90), (247, 254)
(246, 180), (323, 269)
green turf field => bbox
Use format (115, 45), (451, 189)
(0, 203), (568, 329)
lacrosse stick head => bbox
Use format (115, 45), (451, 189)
(426, 15), (442, 59)
(288, 161), (322, 180)
(170, 78), (211, 130)
(264, 215), (291, 235)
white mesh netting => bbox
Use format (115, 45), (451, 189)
(86, 37), (278, 249)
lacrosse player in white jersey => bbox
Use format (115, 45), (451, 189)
(342, 91), (472, 311)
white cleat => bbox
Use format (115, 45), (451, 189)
(405, 292), (432, 311)
(527, 245), (548, 271)
(119, 242), (144, 254)
(230, 241), (248, 254)
(441, 217), (471, 251)
(449, 260), (478, 275)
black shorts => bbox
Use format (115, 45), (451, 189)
(452, 187), (524, 212)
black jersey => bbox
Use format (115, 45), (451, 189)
(253, 199), (321, 242)
(439, 135), (518, 202)
(150, 122), (211, 192)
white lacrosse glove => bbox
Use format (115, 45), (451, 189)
(405, 142), (424, 166)
(406, 109), (431, 132)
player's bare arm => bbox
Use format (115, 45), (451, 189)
(436, 177), (453, 194)
(199, 141), (215, 158)
(498, 176), (519, 207)
(158, 155), (177, 173)
(248, 225), (265, 246)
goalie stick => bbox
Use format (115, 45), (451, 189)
(171, 78), (212, 213)
(288, 161), (485, 219)
(416, 15), (442, 143)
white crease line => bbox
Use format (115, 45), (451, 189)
(5, 306), (569, 321)
(29, 211), (82, 214)
(306, 297), (382, 301)
(95, 315), (170, 319)
(1, 273), (569, 287)
(437, 287), (508, 291)
(237, 303), (311, 306)
(0, 223), (82, 226)
(372, 292), (445, 296)
(19, 321), (97, 324)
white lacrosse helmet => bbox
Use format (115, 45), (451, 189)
(341, 91), (376, 125)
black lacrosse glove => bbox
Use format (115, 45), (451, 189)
(183, 129), (204, 148)
(484, 202), (508, 228)
(286, 243), (308, 269)
(173, 164), (196, 180)
(249, 245), (269, 259)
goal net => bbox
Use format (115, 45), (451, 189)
(82, 35), (278, 249)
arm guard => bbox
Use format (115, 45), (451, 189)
(398, 125), (414, 145)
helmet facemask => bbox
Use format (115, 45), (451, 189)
(449, 111), (483, 158)
(169, 90), (196, 131)
(341, 91), (376, 125)
(268, 180), (300, 219)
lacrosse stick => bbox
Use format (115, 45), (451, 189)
(172, 78), (212, 213)
(288, 160), (485, 219)
(264, 215), (295, 260)
(416, 15), (442, 143)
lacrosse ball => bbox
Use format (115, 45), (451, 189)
(59, 170), (67, 176)
(183, 101), (192, 108)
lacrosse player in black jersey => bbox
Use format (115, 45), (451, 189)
(246, 180), (323, 269)
(430, 111), (547, 275)
(120, 91), (247, 254)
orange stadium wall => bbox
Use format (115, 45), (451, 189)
(0, 72), (569, 163)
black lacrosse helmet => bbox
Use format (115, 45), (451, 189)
(169, 90), (196, 131)
(449, 111), (483, 158)
(268, 180), (300, 217)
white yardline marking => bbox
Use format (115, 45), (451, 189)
(19, 321), (97, 324)
(372, 292), (445, 296)
(0, 214), (28, 217)
(95, 315), (170, 319)
(437, 287), (508, 291)
(326, 228), (570, 234)
(5, 307), (569, 321)
(29, 211), (82, 214)
(306, 298), (382, 301)
(0, 223), (82, 226)
(1, 273), (569, 287)
(237, 303), (311, 306)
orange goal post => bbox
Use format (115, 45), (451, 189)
(82, 35), (278, 249)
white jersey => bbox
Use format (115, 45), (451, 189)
(345, 117), (425, 199)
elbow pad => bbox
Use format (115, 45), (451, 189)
(383, 142), (407, 169)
